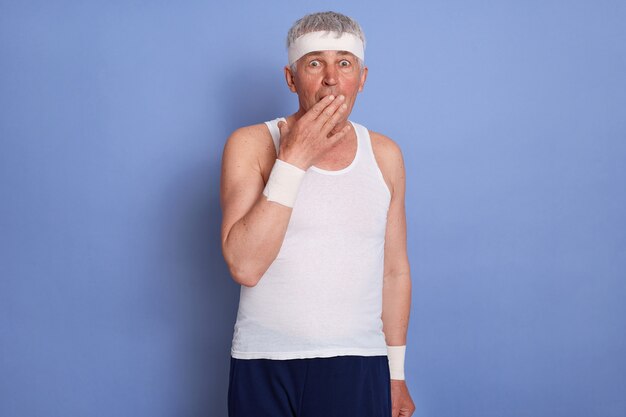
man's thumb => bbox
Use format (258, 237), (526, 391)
(277, 120), (289, 135)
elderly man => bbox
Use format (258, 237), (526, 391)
(220, 11), (415, 417)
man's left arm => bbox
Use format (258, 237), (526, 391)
(374, 132), (416, 416)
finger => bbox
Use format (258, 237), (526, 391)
(326, 122), (351, 145)
(320, 100), (348, 135)
(314, 94), (346, 125)
(277, 120), (289, 135)
(302, 94), (336, 121)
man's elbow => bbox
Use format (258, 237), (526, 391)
(383, 268), (412, 286)
(228, 263), (261, 288)
(222, 234), (272, 287)
(222, 246), (261, 287)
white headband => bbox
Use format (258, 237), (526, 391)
(287, 31), (365, 66)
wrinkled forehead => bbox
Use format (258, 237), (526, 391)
(288, 31), (365, 65)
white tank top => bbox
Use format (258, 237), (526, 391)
(230, 117), (391, 360)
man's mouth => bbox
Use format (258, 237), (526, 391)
(319, 93), (337, 101)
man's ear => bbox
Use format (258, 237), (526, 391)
(284, 65), (297, 93)
(358, 66), (368, 92)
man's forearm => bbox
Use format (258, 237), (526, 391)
(382, 270), (412, 345)
(223, 192), (293, 286)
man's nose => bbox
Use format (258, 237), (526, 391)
(322, 66), (338, 86)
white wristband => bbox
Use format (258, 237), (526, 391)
(262, 159), (306, 207)
(387, 345), (406, 380)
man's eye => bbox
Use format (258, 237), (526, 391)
(340, 60), (350, 66)
(310, 60), (320, 67)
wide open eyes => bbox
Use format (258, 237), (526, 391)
(307, 59), (353, 69)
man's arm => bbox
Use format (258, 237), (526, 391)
(220, 125), (294, 287)
(220, 95), (350, 287)
(373, 132), (417, 415)
(373, 132), (412, 355)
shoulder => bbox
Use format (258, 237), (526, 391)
(225, 122), (273, 152)
(369, 130), (403, 161)
(222, 122), (277, 182)
(368, 130), (405, 196)
(223, 122), (275, 161)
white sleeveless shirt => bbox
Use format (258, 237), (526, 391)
(230, 117), (391, 360)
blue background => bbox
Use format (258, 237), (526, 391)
(1, 1), (625, 416)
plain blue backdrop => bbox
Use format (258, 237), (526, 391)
(1, 1), (625, 416)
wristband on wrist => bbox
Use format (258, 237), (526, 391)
(262, 159), (306, 207)
(387, 345), (406, 380)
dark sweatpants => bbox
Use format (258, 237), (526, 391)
(228, 354), (392, 417)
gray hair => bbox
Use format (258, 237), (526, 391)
(286, 11), (366, 74)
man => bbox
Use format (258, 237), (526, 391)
(220, 11), (415, 417)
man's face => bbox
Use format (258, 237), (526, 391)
(285, 50), (368, 121)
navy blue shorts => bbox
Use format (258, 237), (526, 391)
(228, 355), (391, 417)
